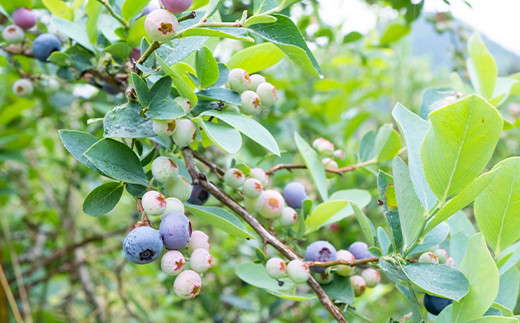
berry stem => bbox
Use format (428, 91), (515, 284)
(136, 41), (160, 65)
(181, 147), (348, 323)
(306, 257), (378, 268)
(96, 0), (128, 28)
(178, 11), (197, 22)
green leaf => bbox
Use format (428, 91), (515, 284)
(58, 130), (105, 176)
(200, 110), (280, 156)
(161, 37), (209, 66)
(377, 170), (394, 211)
(374, 124), (402, 161)
(467, 317), (517, 323)
(393, 157), (425, 251)
(84, 138), (148, 186)
(244, 15), (277, 26)
(195, 46), (219, 88)
(131, 73), (151, 107)
(495, 267), (520, 311)
(294, 132), (327, 200)
(203, 0), (224, 18)
(392, 103), (437, 211)
(254, 0), (277, 14)
(452, 233), (500, 322)
(323, 189), (372, 226)
(197, 88), (241, 105)
(104, 102), (156, 138)
(380, 24), (410, 45)
(127, 16), (146, 48)
(378, 227), (392, 255)
(467, 34), (497, 100)
(343, 31), (363, 43)
(359, 131), (376, 162)
(147, 99), (186, 120)
(322, 275), (354, 304)
(419, 88), (459, 120)
(490, 77), (517, 107)
(227, 43), (285, 74)
(352, 202), (376, 246)
(83, 182), (124, 216)
(85, 0), (102, 44)
(421, 95), (502, 202)
(121, 0), (148, 22)
(304, 200), (349, 234)
(400, 263), (469, 301)
(497, 242), (520, 275)
(48, 52), (72, 66)
(475, 157), (520, 254)
(43, 0), (73, 20)
(149, 76), (172, 102)
(408, 221), (449, 256)
(248, 14), (322, 77)
(185, 204), (253, 239)
(52, 17), (95, 52)
(193, 118), (242, 153)
(182, 27), (254, 42)
(385, 210), (403, 252)
(104, 42), (132, 59)
(425, 169), (498, 235)
(156, 55), (198, 107)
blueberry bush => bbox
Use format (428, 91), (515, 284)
(2, 0), (520, 322)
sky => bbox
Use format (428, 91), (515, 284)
(318, 0), (520, 55)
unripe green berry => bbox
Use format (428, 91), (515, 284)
(351, 275), (367, 297)
(266, 257), (287, 279)
(322, 157), (338, 170)
(164, 175), (193, 201)
(12, 79), (33, 97)
(190, 248), (212, 273)
(242, 178), (263, 199)
(256, 82), (278, 107)
(335, 250), (355, 276)
(244, 194), (265, 214)
(174, 97), (192, 112)
(260, 190), (285, 219)
(152, 119), (176, 137)
(286, 259), (310, 284)
(172, 119), (196, 147)
(160, 197), (185, 219)
(3, 25), (24, 44)
(315, 271), (334, 284)
(249, 74), (266, 91)
(249, 168), (269, 186)
(142, 190), (167, 215)
(151, 156), (179, 183)
(434, 249), (449, 264)
(361, 268), (381, 288)
(161, 250), (185, 275)
(240, 90), (262, 115)
(224, 168), (245, 189)
(419, 252), (439, 264)
(279, 207), (297, 226)
(228, 68), (251, 93)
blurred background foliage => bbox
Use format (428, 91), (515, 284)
(2, 0), (520, 322)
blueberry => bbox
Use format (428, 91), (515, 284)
(102, 81), (119, 95)
(160, 197), (185, 219)
(142, 0), (160, 15)
(424, 293), (452, 316)
(304, 240), (338, 273)
(141, 190), (167, 216)
(152, 118), (176, 137)
(32, 33), (61, 62)
(12, 79), (33, 97)
(174, 97), (192, 112)
(173, 270), (201, 299)
(335, 249), (355, 276)
(123, 226), (163, 264)
(240, 90), (261, 115)
(350, 275), (366, 297)
(287, 259), (310, 284)
(188, 230), (210, 254)
(2, 25), (24, 44)
(312, 138), (334, 155)
(144, 9), (178, 42)
(434, 249), (449, 264)
(188, 184), (210, 205)
(348, 241), (372, 260)
(161, 250), (185, 275)
(129, 47), (141, 62)
(12, 8), (37, 30)
(418, 252), (439, 264)
(223, 168), (245, 189)
(164, 175), (193, 202)
(283, 182), (309, 209)
(361, 268), (381, 288)
(189, 248), (212, 273)
(259, 190), (285, 219)
(249, 74), (266, 91)
(171, 119), (196, 147)
(228, 68), (251, 93)
(265, 257), (287, 279)
(160, 0), (193, 13)
(249, 168), (268, 186)
(279, 207), (297, 226)
(159, 212), (192, 250)
(151, 156), (178, 183)
(256, 82), (278, 107)
(242, 178), (263, 199)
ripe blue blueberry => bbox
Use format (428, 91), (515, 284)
(424, 293), (452, 316)
(187, 184), (210, 205)
(159, 212), (192, 250)
(129, 47), (141, 62)
(2, 25), (24, 44)
(348, 241), (372, 260)
(283, 182), (309, 209)
(123, 226), (163, 264)
(32, 33), (61, 62)
(304, 240), (338, 273)
(144, 9), (178, 42)
(12, 8), (37, 30)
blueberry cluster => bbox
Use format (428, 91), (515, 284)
(417, 248), (455, 267)
(151, 101), (196, 147)
(312, 138), (344, 174)
(149, 156), (194, 202)
(227, 68), (279, 115)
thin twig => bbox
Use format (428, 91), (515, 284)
(192, 150), (226, 177)
(306, 257), (378, 268)
(96, 0), (128, 28)
(0, 264), (23, 323)
(181, 147), (348, 323)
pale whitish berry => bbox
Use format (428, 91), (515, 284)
(333, 149), (344, 159)
(286, 260), (310, 284)
(174, 97), (192, 112)
(434, 249), (449, 264)
(335, 250), (355, 276)
(256, 82), (278, 107)
(152, 119), (176, 137)
(141, 190), (167, 215)
(2, 25), (24, 43)
(240, 90), (261, 115)
(315, 271), (334, 284)
(260, 190), (285, 219)
(188, 230), (210, 253)
(242, 178), (263, 199)
(266, 257), (287, 279)
(172, 119), (196, 147)
(351, 275), (367, 297)
(249, 74), (266, 91)
(249, 168), (268, 186)
(312, 138), (334, 155)
(224, 168), (245, 189)
(445, 257), (456, 267)
(160, 197), (185, 219)
(12, 79), (33, 97)
(144, 9), (178, 42)
(244, 193), (265, 214)
(151, 156), (179, 183)
(322, 158), (338, 170)
(361, 268), (381, 288)
(228, 68), (251, 93)
(279, 207), (297, 226)
(164, 175), (193, 202)
(161, 250), (185, 275)
(173, 270), (201, 299)
(190, 248), (212, 273)
(419, 252), (439, 264)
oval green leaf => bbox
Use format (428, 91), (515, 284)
(185, 204), (253, 239)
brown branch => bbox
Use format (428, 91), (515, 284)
(192, 150), (226, 178)
(181, 147), (347, 323)
(306, 257), (378, 268)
